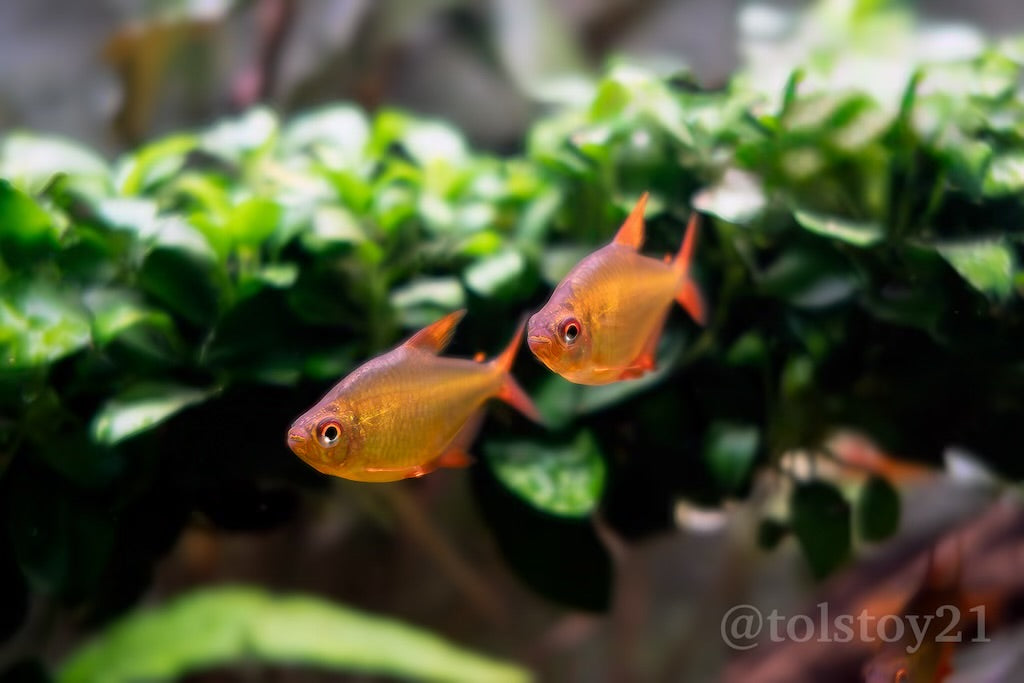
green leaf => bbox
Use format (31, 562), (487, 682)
(280, 105), (369, 168)
(485, 431), (606, 518)
(0, 180), (59, 262)
(464, 249), (532, 300)
(856, 475), (900, 542)
(693, 169), (767, 224)
(114, 134), (198, 195)
(91, 383), (212, 445)
(0, 280), (91, 368)
(935, 239), (1015, 299)
(0, 132), (109, 194)
(793, 209), (883, 247)
(58, 586), (531, 683)
(201, 108), (278, 162)
(703, 422), (760, 493)
(226, 197), (281, 246)
(390, 277), (466, 329)
(982, 152), (1024, 196)
(790, 481), (851, 579)
(82, 288), (175, 347)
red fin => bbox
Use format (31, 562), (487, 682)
(672, 212), (707, 325)
(473, 351), (486, 363)
(490, 318), (543, 423)
(404, 309), (466, 354)
(612, 192), (649, 249)
(437, 449), (474, 469)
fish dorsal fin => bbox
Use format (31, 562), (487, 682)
(403, 309), (466, 354)
(612, 192), (649, 249)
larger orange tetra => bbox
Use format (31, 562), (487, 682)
(527, 193), (706, 385)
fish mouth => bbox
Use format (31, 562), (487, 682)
(527, 335), (552, 347)
(287, 431), (307, 457)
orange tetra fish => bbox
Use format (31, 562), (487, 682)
(287, 310), (540, 482)
(527, 193), (706, 385)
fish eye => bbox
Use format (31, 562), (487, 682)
(317, 419), (343, 448)
(560, 318), (581, 345)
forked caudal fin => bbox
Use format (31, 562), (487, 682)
(491, 318), (543, 423)
(672, 212), (707, 326)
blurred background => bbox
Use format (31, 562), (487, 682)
(4, 1), (1024, 682)
(4, 0), (1024, 153)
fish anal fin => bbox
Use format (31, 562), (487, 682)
(612, 192), (649, 249)
(497, 375), (543, 423)
(404, 309), (466, 353)
(436, 449), (474, 469)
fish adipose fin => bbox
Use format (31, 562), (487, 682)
(612, 192), (649, 250)
(490, 318), (543, 423)
(404, 309), (466, 353)
(673, 212), (707, 326)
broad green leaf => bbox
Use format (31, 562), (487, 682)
(793, 209), (883, 247)
(758, 245), (860, 308)
(856, 475), (900, 542)
(82, 288), (175, 347)
(485, 431), (606, 518)
(226, 197), (281, 246)
(390, 277), (466, 328)
(0, 280), (91, 368)
(138, 246), (222, 326)
(300, 205), (367, 252)
(703, 422), (760, 493)
(402, 120), (469, 167)
(58, 586), (531, 683)
(935, 239), (1015, 299)
(790, 481), (851, 579)
(464, 249), (530, 300)
(91, 383), (212, 445)
(693, 169), (767, 224)
(201, 107), (278, 162)
(982, 152), (1024, 196)
(0, 132), (109, 194)
(0, 180), (59, 262)
(114, 134), (198, 195)
(280, 105), (369, 168)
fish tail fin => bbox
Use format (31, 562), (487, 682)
(672, 211), (707, 325)
(491, 318), (543, 423)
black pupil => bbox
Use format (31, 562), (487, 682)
(323, 425), (338, 441)
(565, 323), (578, 341)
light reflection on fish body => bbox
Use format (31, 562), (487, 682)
(287, 310), (539, 482)
(527, 193), (706, 385)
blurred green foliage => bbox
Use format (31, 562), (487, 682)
(3, 0), (1024, 678)
(59, 586), (529, 683)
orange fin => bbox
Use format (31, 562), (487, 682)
(490, 318), (543, 423)
(672, 212), (707, 325)
(612, 192), (649, 249)
(473, 351), (486, 363)
(436, 449), (474, 469)
(404, 309), (466, 354)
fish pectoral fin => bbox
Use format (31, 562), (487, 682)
(617, 313), (667, 380)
